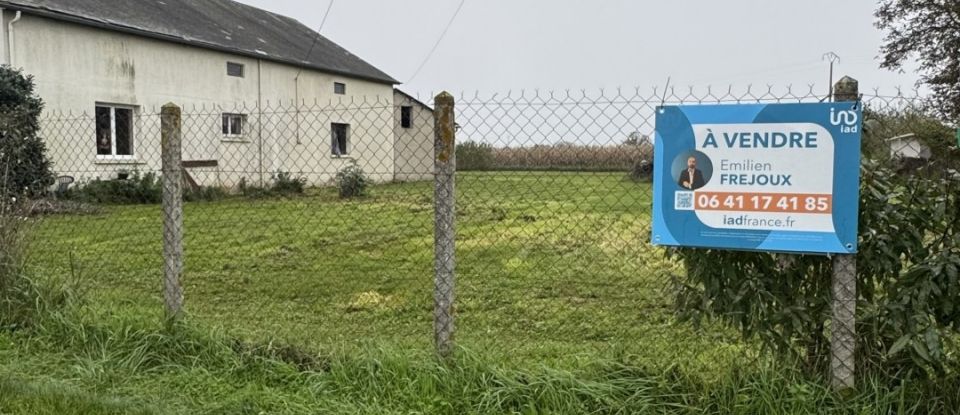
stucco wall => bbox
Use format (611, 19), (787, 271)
(393, 92), (435, 182)
(6, 11), (397, 187)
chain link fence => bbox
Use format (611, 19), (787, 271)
(26, 84), (943, 381)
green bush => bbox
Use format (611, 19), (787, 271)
(0, 66), (54, 198)
(271, 171), (307, 195)
(863, 107), (960, 176)
(64, 172), (230, 205)
(628, 158), (654, 182)
(237, 177), (262, 198)
(64, 172), (162, 205)
(456, 141), (494, 171)
(236, 172), (307, 198)
(671, 155), (960, 379)
(335, 162), (368, 198)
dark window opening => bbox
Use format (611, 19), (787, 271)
(114, 108), (132, 156)
(401, 106), (413, 129)
(332, 123), (349, 156)
(95, 105), (135, 157)
(334, 82), (346, 95)
(227, 62), (245, 77)
(222, 113), (245, 136)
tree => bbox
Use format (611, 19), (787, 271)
(876, 1), (960, 121)
(0, 66), (53, 198)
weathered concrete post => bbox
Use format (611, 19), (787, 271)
(433, 92), (456, 358)
(161, 103), (185, 322)
(830, 76), (859, 392)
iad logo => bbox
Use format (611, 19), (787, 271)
(830, 107), (860, 134)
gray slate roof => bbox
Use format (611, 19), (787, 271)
(0, 0), (398, 84)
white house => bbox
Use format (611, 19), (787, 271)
(0, 0), (435, 187)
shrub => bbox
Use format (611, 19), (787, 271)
(237, 177), (263, 198)
(628, 158), (654, 182)
(671, 156), (960, 379)
(335, 162), (368, 198)
(271, 171), (306, 195)
(62, 172), (228, 205)
(863, 106), (960, 176)
(64, 172), (162, 205)
(0, 66), (54, 198)
(64, 172), (163, 205)
(456, 141), (494, 171)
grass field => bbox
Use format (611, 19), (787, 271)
(2, 172), (945, 413)
(27, 172), (729, 365)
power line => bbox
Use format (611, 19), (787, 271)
(407, 0), (467, 83)
(296, 0), (336, 81)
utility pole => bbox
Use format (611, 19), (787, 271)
(823, 52), (841, 99)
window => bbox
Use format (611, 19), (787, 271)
(400, 106), (413, 129)
(332, 123), (350, 156)
(95, 105), (135, 158)
(334, 82), (346, 95)
(227, 62), (245, 77)
(222, 113), (246, 137)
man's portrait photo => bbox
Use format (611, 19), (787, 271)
(678, 156), (705, 190)
(671, 151), (712, 191)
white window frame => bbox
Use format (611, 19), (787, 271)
(222, 113), (246, 139)
(95, 104), (137, 160)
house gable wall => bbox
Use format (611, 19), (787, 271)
(393, 91), (435, 182)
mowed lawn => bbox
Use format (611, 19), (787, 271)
(30, 171), (746, 372)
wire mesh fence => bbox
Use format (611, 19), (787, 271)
(23, 84), (949, 379)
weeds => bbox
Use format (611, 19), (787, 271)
(335, 162), (368, 198)
(238, 171), (307, 198)
(5, 313), (960, 414)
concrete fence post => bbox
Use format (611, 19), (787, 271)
(830, 76), (859, 392)
(161, 103), (185, 322)
(433, 92), (457, 358)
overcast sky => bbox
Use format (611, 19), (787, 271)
(237, 0), (922, 97)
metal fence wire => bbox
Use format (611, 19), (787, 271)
(28, 84), (936, 377)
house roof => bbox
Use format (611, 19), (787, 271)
(0, 0), (398, 85)
(394, 89), (434, 112)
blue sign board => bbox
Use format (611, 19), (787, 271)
(651, 102), (862, 254)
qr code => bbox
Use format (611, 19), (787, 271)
(675, 191), (695, 211)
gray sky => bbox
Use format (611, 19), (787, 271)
(238, 0), (922, 97)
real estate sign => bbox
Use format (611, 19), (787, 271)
(651, 102), (862, 254)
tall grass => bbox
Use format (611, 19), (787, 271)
(458, 142), (654, 171)
(6, 311), (960, 414)
(0, 180), (34, 328)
